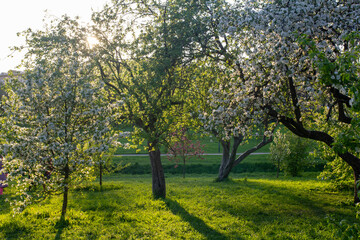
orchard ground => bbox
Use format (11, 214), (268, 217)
(0, 172), (358, 239)
(0, 136), (355, 239)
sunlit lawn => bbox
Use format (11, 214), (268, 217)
(0, 173), (357, 239)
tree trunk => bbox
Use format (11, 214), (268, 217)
(337, 151), (360, 203)
(99, 162), (103, 189)
(217, 140), (233, 181)
(217, 135), (272, 182)
(217, 136), (244, 181)
(183, 157), (186, 179)
(352, 168), (360, 203)
(60, 164), (69, 221)
(148, 142), (166, 199)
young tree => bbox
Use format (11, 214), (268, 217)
(167, 128), (204, 178)
(215, 0), (360, 202)
(270, 131), (311, 177)
(92, 140), (118, 189)
(269, 131), (290, 178)
(0, 17), (118, 220)
(92, 131), (130, 189)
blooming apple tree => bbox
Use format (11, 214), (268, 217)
(189, 1), (275, 182)
(213, 0), (360, 201)
(0, 16), (120, 219)
(198, 72), (275, 181)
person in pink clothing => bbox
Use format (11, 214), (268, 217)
(0, 159), (7, 195)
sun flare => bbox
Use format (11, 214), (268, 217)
(87, 36), (99, 48)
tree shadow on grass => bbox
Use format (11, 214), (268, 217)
(164, 198), (228, 240)
(55, 227), (64, 240)
(54, 218), (70, 240)
(0, 194), (12, 214)
(0, 220), (31, 239)
(212, 179), (354, 223)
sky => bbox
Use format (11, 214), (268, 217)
(0, 0), (110, 73)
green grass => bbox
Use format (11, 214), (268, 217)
(0, 173), (358, 239)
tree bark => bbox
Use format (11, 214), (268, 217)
(217, 135), (273, 182)
(338, 152), (360, 203)
(353, 168), (360, 203)
(217, 140), (231, 181)
(99, 162), (103, 190)
(60, 164), (69, 221)
(148, 142), (166, 199)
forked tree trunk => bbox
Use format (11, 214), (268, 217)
(217, 135), (273, 182)
(217, 138), (241, 181)
(148, 142), (166, 199)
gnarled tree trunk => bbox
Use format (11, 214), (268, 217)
(148, 142), (166, 199)
(217, 135), (272, 181)
(217, 137), (242, 181)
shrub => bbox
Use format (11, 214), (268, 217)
(270, 131), (311, 177)
(318, 156), (353, 191)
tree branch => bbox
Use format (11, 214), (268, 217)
(233, 135), (273, 167)
(329, 86), (352, 124)
(287, 75), (302, 123)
